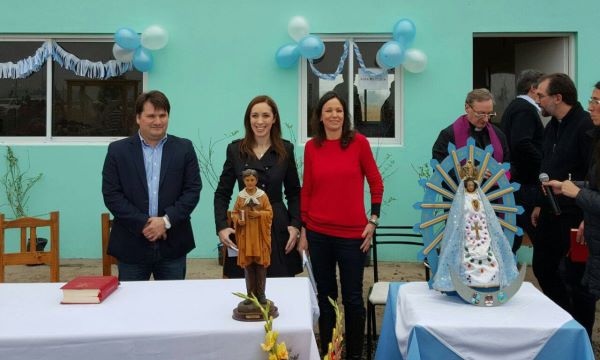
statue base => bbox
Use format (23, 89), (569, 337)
(232, 300), (279, 322)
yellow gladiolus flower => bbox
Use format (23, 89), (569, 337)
(261, 331), (278, 352)
(268, 354), (278, 360)
(276, 342), (288, 359)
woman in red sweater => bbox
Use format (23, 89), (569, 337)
(298, 91), (383, 358)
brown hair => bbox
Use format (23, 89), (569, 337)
(239, 95), (286, 162)
(538, 73), (577, 106)
(310, 91), (355, 149)
(135, 90), (170, 115)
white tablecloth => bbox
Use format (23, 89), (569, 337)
(395, 282), (573, 360)
(0, 277), (320, 360)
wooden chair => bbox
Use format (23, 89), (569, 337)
(366, 225), (430, 360)
(0, 211), (60, 282)
(101, 212), (117, 276)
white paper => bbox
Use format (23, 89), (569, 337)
(227, 246), (238, 257)
(303, 251), (318, 296)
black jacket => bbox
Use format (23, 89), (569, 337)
(102, 134), (202, 263)
(214, 139), (301, 233)
(213, 139), (303, 276)
(537, 103), (594, 212)
(577, 128), (600, 297)
(501, 97), (543, 185)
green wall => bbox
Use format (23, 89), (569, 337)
(0, 0), (598, 261)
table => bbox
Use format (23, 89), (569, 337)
(0, 277), (320, 360)
(375, 282), (594, 360)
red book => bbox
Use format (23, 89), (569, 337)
(60, 276), (119, 304)
(570, 228), (589, 263)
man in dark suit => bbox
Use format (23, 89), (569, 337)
(102, 90), (201, 281)
(531, 73), (595, 336)
(501, 70), (544, 253)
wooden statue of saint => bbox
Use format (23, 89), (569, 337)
(231, 169), (278, 320)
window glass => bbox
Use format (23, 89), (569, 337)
(303, 38), (401, 144)
(52, 42), (142, 137)
(305, 42), (345, 138)
(0, 42), (47, 136)
(352, 42), (395, 138)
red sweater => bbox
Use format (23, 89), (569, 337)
(301, 133), (384, 239)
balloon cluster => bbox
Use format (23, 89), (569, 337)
(113, 25), (169, 72)
(377, 19), (427, 73)
(275, 16), (325, 68)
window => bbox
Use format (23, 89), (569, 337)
(300, 36), (403, 145)
(0, 37), (143, 142)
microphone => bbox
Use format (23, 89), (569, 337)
(539, 173), (561, 215)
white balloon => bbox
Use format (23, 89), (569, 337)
(112, 43), (135, 62)
(403, 48), (428, 73)
(141, 25), (169, 50)
(288, 16), (310, 42)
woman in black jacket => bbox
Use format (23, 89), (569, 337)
(214, 95), (302, 278)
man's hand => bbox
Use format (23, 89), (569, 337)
(143, 217), (167, 242)
(577, 221), (586, 245)
(531, 207), (541, 227)
(560, 180), (581, 198)
(544, 180), (563, 195)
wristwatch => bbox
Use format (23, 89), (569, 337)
(368, 218), (379, 227)
(163, 215), (172, 230)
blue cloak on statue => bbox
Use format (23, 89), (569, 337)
(432, 180), (519, 292)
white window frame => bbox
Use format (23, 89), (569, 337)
(0, 35), (146, 145)
(299, 35), (404, 147)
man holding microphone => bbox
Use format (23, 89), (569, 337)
(531, 73), (595, 336)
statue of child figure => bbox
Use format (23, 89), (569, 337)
(232, 169), (273, 306)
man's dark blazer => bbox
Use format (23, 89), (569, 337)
(501, 97), (543, 185)
(102, 134), (202, 264)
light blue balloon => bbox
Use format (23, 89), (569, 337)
(380, 41), (405, 68)
(392, 18), (416, 47)
(133, 47), (154, 72)
(114, 27), (141, 50)
(298, 35), (325, 60)
(275, 43), (301, 68)
(376, 48), (392, 70)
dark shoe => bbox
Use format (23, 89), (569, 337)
(257, 294), (268, 305)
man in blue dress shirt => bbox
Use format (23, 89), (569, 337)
(102, 90), (201, 280)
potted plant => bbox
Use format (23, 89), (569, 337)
(0, 146), (44, 250)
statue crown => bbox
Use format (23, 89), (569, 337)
(459, 160), (478, 180)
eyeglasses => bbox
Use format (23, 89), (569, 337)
(588, 98), (600, 106)
(537, 93), (548, 100)
(468, 105), (496, 120)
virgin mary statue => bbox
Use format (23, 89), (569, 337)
(432, 161), (519, 292)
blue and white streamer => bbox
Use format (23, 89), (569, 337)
(352, 43), (386, 77)
(307, 40), (350, 81)
(0, 41), (133, 80)
(307, 40), (386, 80)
